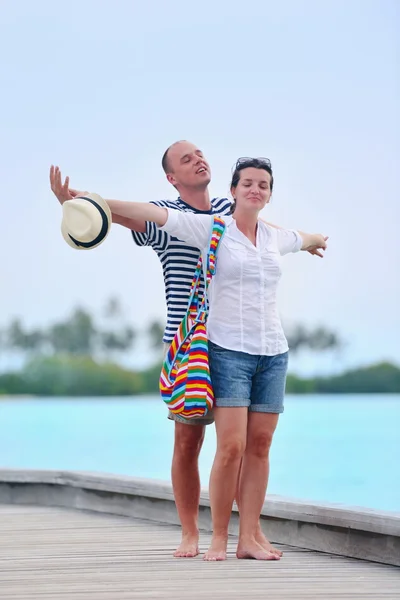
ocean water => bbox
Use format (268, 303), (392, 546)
(0, 394), (399, 513)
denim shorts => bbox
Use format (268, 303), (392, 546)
(208, 341), (289, 413)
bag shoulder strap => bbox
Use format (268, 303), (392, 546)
(187, 215), (226, 314)
(205, 216), (226, 285)
(196, 216), (226, 318)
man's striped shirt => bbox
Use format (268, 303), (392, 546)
(131, 196), (232, 343)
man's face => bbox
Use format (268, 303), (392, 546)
(166, 141), (211, 190)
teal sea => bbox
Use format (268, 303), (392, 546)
(0, 394), (399, 513)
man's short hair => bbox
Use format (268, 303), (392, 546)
(161, 140), (187, 174)
(161, 147), (171, 174)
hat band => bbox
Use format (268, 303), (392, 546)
(68, 197), (109, 248)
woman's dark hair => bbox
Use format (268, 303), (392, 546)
(229, 157), (274, 214)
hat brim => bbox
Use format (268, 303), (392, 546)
(61, 193), (112, 250)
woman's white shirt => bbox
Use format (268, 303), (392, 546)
(160, 210), (302, 356)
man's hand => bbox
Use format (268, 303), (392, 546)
(50, 165), (82, 205)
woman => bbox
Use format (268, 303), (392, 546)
(101, 157), (327, 561)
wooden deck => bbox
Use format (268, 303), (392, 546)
(1, 505), (399, 599)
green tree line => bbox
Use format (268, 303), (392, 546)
(0, 298), (341, 360)
(1, 297), (398, 395)
(0, 355), (398, 396)
(1, 298), (135, 360)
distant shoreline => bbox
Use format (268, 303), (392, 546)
(1, 357), (399, 395)
(1, 392), (400, 399)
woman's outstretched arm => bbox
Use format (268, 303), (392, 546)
(107, 199), (214, 249)
(107, 199), (168, 227)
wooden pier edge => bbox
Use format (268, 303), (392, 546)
(0, 469), (399, 567)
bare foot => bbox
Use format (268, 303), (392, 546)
(237, 537), (280, 561)
(203, 536), (228, 561)
(173, 533), (199, 558)
(256, 526), (283, 557)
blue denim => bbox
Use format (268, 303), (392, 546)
(208, 341), (289, 413)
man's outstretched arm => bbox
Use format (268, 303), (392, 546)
(49, 165), (146, 233)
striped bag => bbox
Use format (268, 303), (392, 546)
(159, 216), (226, 419)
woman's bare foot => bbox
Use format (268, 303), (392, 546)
(203, 536), (228, 561)
(255, 526), (283, 557)
(173, 532), (199, 558)
(237, 536), (280, 560)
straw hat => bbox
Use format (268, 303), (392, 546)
(61, 193), (112, 250)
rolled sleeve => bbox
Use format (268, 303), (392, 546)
(160, 209), (213, 250)
(276, 229), (302, 255)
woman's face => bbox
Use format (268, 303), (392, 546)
(232, 167), (272, 212)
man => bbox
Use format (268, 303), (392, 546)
(50, 141), (318, 558)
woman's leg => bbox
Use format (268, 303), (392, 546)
(237, 351), (288, 560)
(236, 457), (278, 554)
(204, 406), (248, 561)
(205, 341), (255, 560)
(237, 412), (279, 559)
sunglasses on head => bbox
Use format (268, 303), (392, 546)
(233, 157), (272, 170)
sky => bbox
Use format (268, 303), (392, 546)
(0, 0), (399, 375)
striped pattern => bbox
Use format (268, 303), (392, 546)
(131, 197), (232, 343)
(160, 217), (226, 419)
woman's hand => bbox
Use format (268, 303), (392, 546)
(301, 234), (328, 256)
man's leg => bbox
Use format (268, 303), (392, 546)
(171, 420), (205, 557)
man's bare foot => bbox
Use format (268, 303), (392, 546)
(255, 526), (283, 557)
(173, 533), (199, 558)
(203, 536), (228, 561)
(237, 537), (280, 561)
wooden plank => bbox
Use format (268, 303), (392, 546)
(0, 505), (399, 599)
